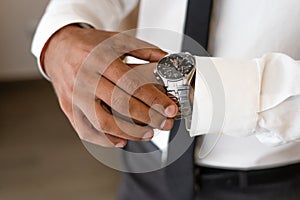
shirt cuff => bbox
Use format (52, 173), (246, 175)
(189, 53), (300, 146)
(190, 56), (260, 137)
(255, 53), (300, 145)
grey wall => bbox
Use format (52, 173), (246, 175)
(0, 0), (49, 81)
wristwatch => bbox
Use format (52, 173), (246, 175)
(154, 52), (196, 120)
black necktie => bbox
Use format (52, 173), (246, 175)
(119, 1), (213, 200)
(182, 0), (213, 53)
(166, 1), (213, 199)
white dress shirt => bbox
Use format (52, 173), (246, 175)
(32, 0), (300, 169)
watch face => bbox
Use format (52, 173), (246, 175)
(156, 53), (195, 80)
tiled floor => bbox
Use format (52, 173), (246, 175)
(0, 79), (120, 200)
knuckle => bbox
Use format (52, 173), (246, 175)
(127, 79), (142, 94)
(65, 83), (74, 96)
(129, 105), (151, 124)
(111, 36), (128, 53)
(76, 123), (88, 139)
(111, 96), (121, 108)
(111, 94), (129, 110)
(117, 132), (128, 139)
(98, 115), (111, 132)
(59, 98), (70, 113)
(78, 131), (90, 142)
(149, 95), (162, 106)
(150, 113), (165, 127)
(138, 85), (168, 108)
(98, 119), (108, 132)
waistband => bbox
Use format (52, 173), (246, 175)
(195, 163), (300, 188)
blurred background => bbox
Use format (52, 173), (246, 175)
(0, 1), (141, 199)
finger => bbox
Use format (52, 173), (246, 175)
(102, 60), (178, 118)
(80, 36), (177, 118)
(128, 48), (167, 62)
(73, 107), (127, 147)
(127, 63), (160, 84)
(105, 134), (128, 148)
(57, 97), (75, 127)
(113, 33), (167, 62)
(72, 81), (155, 140)
(96, 76), (174, 130)
(127, 63), (166, 93)
(88, 101), (155, 141)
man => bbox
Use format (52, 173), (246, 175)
(32, 0), (300, 199)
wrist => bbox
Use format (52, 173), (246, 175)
(155, 52), (195, 119)
(41, 25), (78, 75)
(42, 25), (83, 78)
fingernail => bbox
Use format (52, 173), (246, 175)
(143, 131), (153, 139)
(164, 105), (177, 117)
(115, 142), (125, 148)
(160, 119), (167, 129)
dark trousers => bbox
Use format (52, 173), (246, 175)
(118, 157), (300, 200)
(117, 120), (195, 200)
(117, 139), (195, 200)
(195, 164), (300, 200)
(117, 121), (300, 200)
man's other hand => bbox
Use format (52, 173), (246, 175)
(43, 25), (178, 148)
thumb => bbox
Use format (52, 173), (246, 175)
(123, 35), (167, 62)
(129, 47), (167, 62)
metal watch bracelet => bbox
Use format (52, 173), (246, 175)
(166, 80), (192, 119)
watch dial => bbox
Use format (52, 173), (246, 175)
(157, 53), (195, 80)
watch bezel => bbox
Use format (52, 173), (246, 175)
(155, 52), (195, 81)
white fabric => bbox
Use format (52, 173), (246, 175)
(136, 0), (188, 53)
(193, 0), (300, 169)
(191, 56), (260, 137)
(191, 54), (300, 143)
(31, 0), (300, 169)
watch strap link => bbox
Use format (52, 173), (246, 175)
(166, 83), (192, 119)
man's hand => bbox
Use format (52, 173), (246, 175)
(43, 25), (178, 148)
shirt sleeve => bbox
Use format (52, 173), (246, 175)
(190, 53), (300, 146)
(31, 0), (138, 79)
